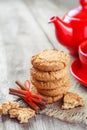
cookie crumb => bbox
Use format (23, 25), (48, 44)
(62, 92), (84, 110)
(9, 108), (35, 123)
(0, 101), (19, 115)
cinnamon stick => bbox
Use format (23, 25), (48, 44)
(9, 91), (25, 98)
(15, 80), (26, 90)
(9, 80), (47, 112)
(9, 90), (39, 112)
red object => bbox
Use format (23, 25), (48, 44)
(70, 58), (87, 86)
(79, 40), (87, 70)
(17, 81), (42, 103)
(9, 80), (47, 112)
(49, 0), (87, 57)
(23, 80), (44, 104)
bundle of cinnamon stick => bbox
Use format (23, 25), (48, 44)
(9, 80), (47, 112)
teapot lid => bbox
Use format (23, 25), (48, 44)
(67, 0), (87, 20)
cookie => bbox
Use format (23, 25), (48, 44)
(62, 92), (84, 110)
(30, 66), (68, 81)
(37, 82), (71, 96)
(31, 76), (70, 90)
(31, 49), (70, 71)
(9, 108), (35, 123)
(0, 101), (19, 115)
(30, 85), (63, 104)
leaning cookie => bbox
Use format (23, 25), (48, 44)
(30, 85), (63, 104)
(31, 76), (70, 90)
(62, 92), (84, 110)
(31, 49), (70, 71)
(30, 66), (68, 81)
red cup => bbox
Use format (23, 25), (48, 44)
(79, 40), (87, 71)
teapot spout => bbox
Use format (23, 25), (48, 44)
(49, 16), (72, 47)
(48, 16), (58, 23)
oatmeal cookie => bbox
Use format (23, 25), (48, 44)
(37, 82), (71, 97)
(62, 92), (84, 110)
(30, 66), (68, 81)
(9, 108), (35, 123)
(31, 76), (70, 90)
(31, 49), (70, 71)
(0, 101), (19, 115)
(31, 85), (63, 104)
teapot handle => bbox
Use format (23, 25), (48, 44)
(80, 0), (87, 8)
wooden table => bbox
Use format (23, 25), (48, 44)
(0, 0), (87, 129)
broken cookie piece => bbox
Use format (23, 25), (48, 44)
(62, 92), (84, 110)
(9, 108), (35, 123)
(0, 101), (19, 115)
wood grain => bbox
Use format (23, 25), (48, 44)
(0, 0), (87, 130)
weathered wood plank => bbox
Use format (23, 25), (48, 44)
(22, 0), (87, 130)
(23, 0), (69, 52)
(0, 1), (53, 130)
(0, 0), (86, 130)
(52, 0), (79, 9)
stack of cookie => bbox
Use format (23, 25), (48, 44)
(30, 49), (71, 103)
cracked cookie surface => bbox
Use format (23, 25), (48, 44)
(31, 49), (70, 71)
(9, 108), (35, 123)
(62, 92), (84, 110)
(37, 82), (71, 97)
(0, 101), (19, 115)
(31, 85), (63, 103)
(31, 76), (70, 90)
(30, 66), (68, 81)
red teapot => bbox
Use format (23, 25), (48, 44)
(49, 0), (87, 57)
